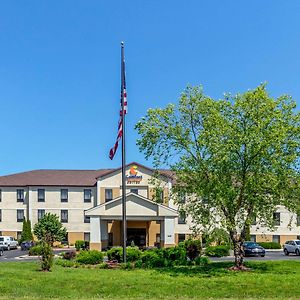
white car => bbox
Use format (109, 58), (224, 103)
(0, 236), (18, 250)
(283, 240), (300, 256)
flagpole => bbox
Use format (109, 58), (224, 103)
(121, 41), (127, 263)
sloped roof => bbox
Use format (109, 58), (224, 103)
(0, 169), (113, 187)
(0, 163), (175, 187)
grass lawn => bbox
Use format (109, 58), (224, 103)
(0, 260), (299, 299)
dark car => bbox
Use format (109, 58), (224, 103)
(242, 241), (265, 257)
(20, 240), (35, 251)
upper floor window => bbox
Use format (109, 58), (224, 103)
(38, 189), (45, 202)
(84, 211), (90, 223)
(17, 210), (24, 222)
(38, 209), (45, 221)
(178, 211), (186, 224)
(84, 189), (92, 203)
(61, 189), (68, 202)
(105, 189), (113, 202)
(0, 189), (2, 202)
(17, 189), (24, 202)
(273, 212), (280, 226)
(61, 210), (68, 223)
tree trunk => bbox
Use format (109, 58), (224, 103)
(229, 230), (244, 268)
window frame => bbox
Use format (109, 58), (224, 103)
(105, 188), (113, 202)
(17, 189), (24, 202)
(37, 189), (45, 202)
(178, 211), (186, 224)
(84, 211), (90, 223)
(61, 189), (68, 203)
(37, 209), (45, 221)
(61, 210), (68, 223)
(17, 209), (24, 222)
(84, 189), (92, 203)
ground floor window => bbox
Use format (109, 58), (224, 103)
(178, 234), (186, 243)
(273, 235), (280, 244)
(108, 232), (113, 247)
(84, 232), (90, 242)
(250, 235), (256, 242)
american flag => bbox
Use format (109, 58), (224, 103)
(109, 44), (127, 160)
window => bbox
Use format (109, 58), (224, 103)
(178, 234), (186, 243)
(84, 211), (90, 223)
(105, 189), (113, 202)
(0, 189), (2, 202)
(273, 212), (280, 226)
(178, 211), (186, 224)
(272, 235), (280, 244)
(108, 233), (113, 246)
(250, 235), (256, 242)
(297, 235), (300, 240)
(130, 188), (138, 195)
(84, 232), (90, 242)
(84, 189), (92, 203)
(17, 231), (22, 241)
(38, 209), (45, 221)
(17, 189), (24, 202)
(17, 210), (24, 222)
(0, 209), (2, 222)
(38, 189), (45, 202)
(61, 189), (68, 202)
(61, 210), (68, 223)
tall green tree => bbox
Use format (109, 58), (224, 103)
(33, 213), (67, 246)
(136, 84), (300, 268)
(20, 218), (33, 243)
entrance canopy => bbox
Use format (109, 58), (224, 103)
(85, 192), (178, 220)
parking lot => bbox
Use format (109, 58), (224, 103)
(0, 248), (299, 262)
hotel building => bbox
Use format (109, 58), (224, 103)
(0, 162), (299, 250)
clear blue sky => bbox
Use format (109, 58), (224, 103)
(0, 1), (299, 175)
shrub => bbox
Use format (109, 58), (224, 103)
(183, 239), (201, 261)
(107, 247), (123, 262)
(75, 240), (86, 251)
(55, 258), (76, 268)
(62, 251), (76, 260)
(120, 262), (134, 269)
(205, 245), (230, 257)
(195, 256), (210, 266)
(40, 242), (54, 271)
(97, 263), (109, 269)
(165, 246), (186, 265)
(76, 250), (103, 265)
(28, 245), (43, 256)
(141, 250), (168, 268)
(134, 259), (143, 268)
(258, 242), (281, 249)
(107, 247), (142, 262)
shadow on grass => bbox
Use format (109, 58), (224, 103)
(153, 261), (276, 277)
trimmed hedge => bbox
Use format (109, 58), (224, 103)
(258, 242), (281, 249)
(28, 245), (43, 256)
(107, 247), (142, 263)
(205, 245), (230, 257)
(76, 250), (103, 265)
(75, 240), (89, 251)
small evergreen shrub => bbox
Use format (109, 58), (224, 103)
(120, 262), (134, 269)
(183, 239), (202, 261)
(40, 242), (54, 271)
(205, 245), (230, 257)
(62, 251), (76, 260)
(75, 240), (86, 251)
(165, 246), (186, 265)
(107, 247), (123, 262)
(141, 250), (167, 268)
(76, 250), (103, 265)
(134, 259), (143, 268)
(257, 242), (281, 249)
(55, 258), (76, 267)
(107, 247), (141, 262)
(195, 256), (210, 266)
(28, 245), (43, 256)
(97, 262), (109, 269)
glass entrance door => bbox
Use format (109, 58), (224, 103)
(127, 228), (146, 247)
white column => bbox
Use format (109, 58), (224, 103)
(90, 216), (101, 243)
(162, 217), (175, 246)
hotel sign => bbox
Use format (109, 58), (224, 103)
(126, 165), (142, 184)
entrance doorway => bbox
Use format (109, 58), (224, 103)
(127, 228), (146, 247)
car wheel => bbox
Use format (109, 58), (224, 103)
(296, 249), (300, 256)
(284, 248), (289, 256)
(261, 254), (265, 257)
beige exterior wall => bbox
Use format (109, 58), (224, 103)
(148, 221), (160, 246)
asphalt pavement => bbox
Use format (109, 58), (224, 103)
(0, 248), (299, 263)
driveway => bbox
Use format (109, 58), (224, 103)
(0, 248), (75, 262)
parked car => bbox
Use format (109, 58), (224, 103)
(242, 241), (266, 257)
(283, 240), (300, 256)
(0, 236), (18, 250)
(20, 240), (35, 251)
